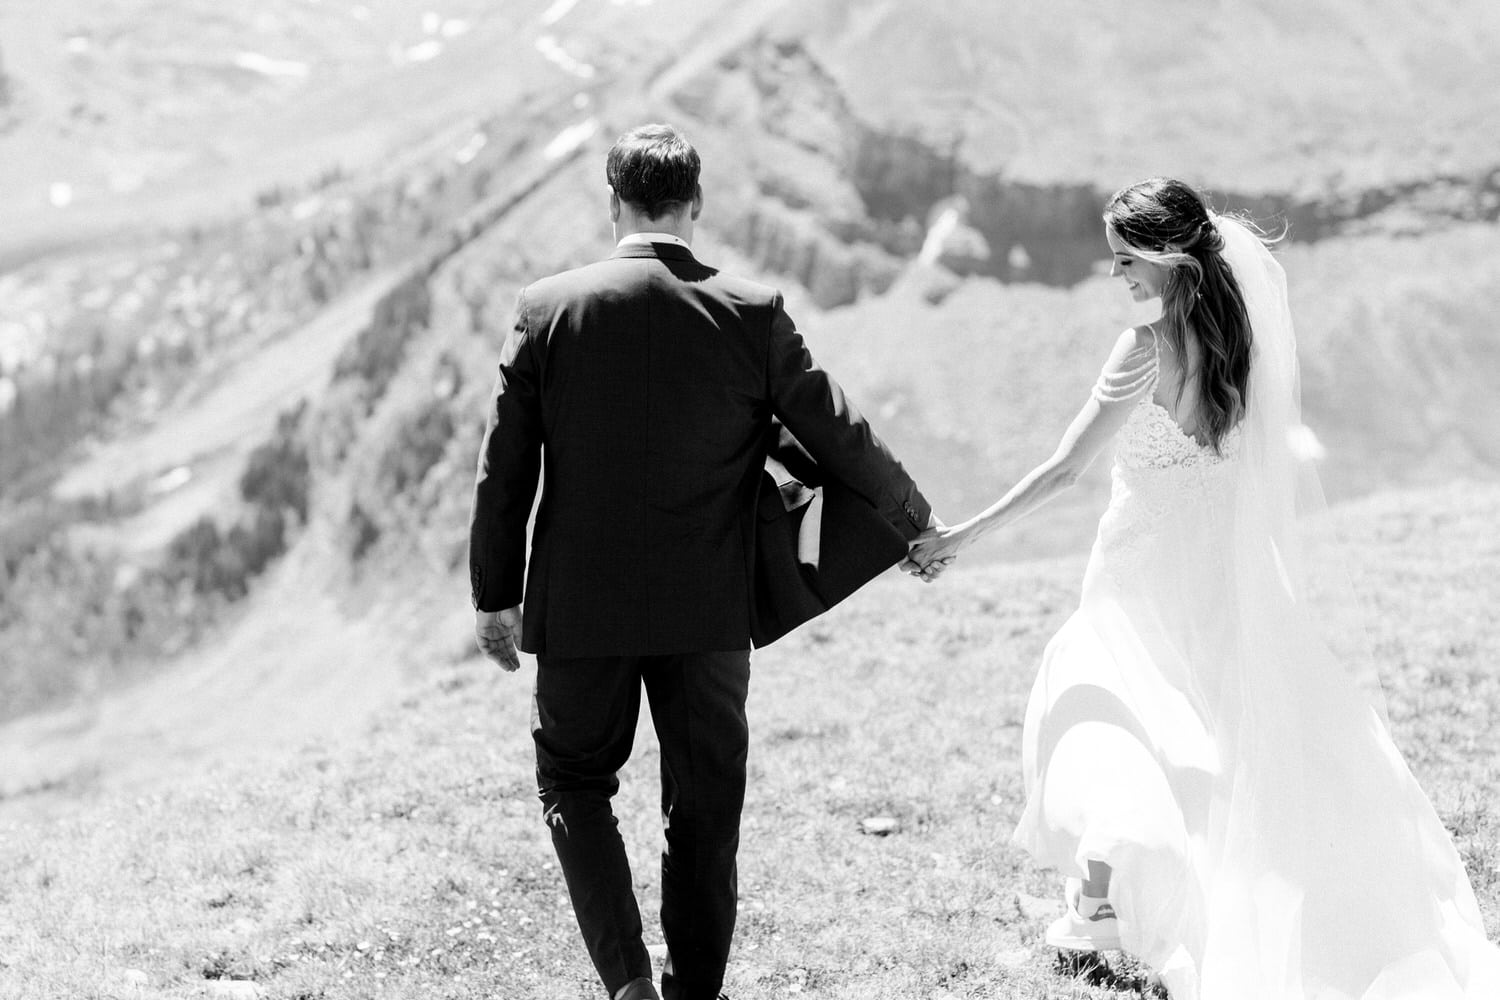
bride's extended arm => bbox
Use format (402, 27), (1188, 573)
(913, 327), (1158, 569)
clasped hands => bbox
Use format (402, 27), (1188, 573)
(902, 516), (969, 583)
(477, 517), (970, 669)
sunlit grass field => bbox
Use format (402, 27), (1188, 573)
(1, 481), (1497, 999)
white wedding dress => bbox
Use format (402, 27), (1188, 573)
(1011, 220), (1500, 999)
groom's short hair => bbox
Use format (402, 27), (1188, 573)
(606, 123), (700, 220)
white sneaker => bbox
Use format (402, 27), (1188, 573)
(1044, 878), (1121, 951)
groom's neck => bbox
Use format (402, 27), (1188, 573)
(613, 206), (695, 246)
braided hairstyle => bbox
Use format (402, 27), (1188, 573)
(1103, 178), (1258, 452)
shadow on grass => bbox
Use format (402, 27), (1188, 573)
(1054, 949), (1169, 999)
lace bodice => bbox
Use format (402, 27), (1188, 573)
(1089, 330), (1241, 585)
(1116, 400), (1241, 472)
(1092, 325), (1242, 474)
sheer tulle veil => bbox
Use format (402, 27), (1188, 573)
(1214, 212), (1385, 713)
(1201, 216), (1499, 995)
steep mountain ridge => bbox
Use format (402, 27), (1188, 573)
(2, 0), (1498, 790)
(782, 0), (1500, 189)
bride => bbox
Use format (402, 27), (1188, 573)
(907, 178), (1500, 998)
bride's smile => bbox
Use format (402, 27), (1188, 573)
(1105, 225), (1168, 302)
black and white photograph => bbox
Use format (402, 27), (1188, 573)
(1, 2), (1498, 998)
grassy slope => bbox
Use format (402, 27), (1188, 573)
(1, 481), (1496, 1000)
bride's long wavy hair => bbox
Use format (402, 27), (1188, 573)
(1104, 178), (1268, 452)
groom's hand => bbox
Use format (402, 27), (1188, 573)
(475, 606), (523, 671)
(901, 513), (953, 583)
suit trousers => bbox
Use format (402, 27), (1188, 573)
(532, 650), (751, 1000)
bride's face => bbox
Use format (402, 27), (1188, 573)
(1106, 227), (1169, 302)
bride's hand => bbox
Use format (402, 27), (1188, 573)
(904, 523), (969, 582)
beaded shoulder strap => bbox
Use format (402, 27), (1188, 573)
(1090, 325), (1160, 404)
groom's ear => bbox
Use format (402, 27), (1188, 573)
(608, 187), (621, 223)
(690, 185), (703, 221)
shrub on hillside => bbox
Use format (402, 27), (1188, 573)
(348, 502), (381, 561)
(167, 403), (310, 601)
(161, 507), (289, 602)
(164, 518), (242, 599)
(0, 359), (131, 500)
(228, 507), (290, 581)
(240, 405), (311, 521)
(0, 542), (195, 723)
(341, 397), (456, 563)
(332, 273), (433, 412)
(0, 502), (72, 587)
(377, 400), (456, 498)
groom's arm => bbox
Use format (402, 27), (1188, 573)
(764, 294), (932, 542)
(469, 288), (544, 615)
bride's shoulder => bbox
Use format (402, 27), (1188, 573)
(1092, 325), (1160, 404)
(1118, 323), (1159, 354)
(1101, 324), (1159, 371)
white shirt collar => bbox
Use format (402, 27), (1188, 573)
(617, 232), (691, 249)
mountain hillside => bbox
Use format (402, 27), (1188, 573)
(1, 0), (1498, 793)
(1, 481), (1496, 998)
(784, 0), (1500, 189)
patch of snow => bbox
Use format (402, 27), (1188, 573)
(234, 52), (311, 78)
(541, 0), (581, 26)
(535, 35), (595, 79)
(49, 182), (74, 208)
(543, 118), (598, 161)
(422, 11), (442, 34)
(291, 196), (324, 221)
(149, 466), (194, 496)
(441, 19), (471, 38)
(917, 205), (960, 266)
(405, 40), (444, 63)
(65, 36), (91, 54)
(350, 5), (371, 21)
(454, 132), (487, 165)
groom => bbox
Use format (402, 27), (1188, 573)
(469, 123), (936, 1000)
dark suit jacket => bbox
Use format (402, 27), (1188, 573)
(750, 425), (914, 647)
(469, 241), (930, 657)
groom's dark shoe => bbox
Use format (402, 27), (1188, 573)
(613, 978), (661, 1000)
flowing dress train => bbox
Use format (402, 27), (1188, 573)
(1011, 359), (1500, 998)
